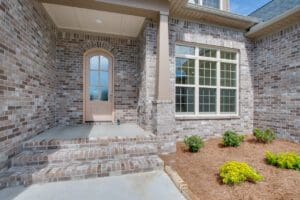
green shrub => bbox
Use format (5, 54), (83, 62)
(184, 135), (204, 153)
(253, 128), (276, 143)
(222, 131), (244, 147)
(266, 151), (300, 171)
(220, 161), (263, 185)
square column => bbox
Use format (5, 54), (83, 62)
(153, 13), (175, 135)
(156, 13), (171, 101)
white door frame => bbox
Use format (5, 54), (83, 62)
(83, 48), (115, 122)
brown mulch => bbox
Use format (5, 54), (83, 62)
(160, 135), (300, 200)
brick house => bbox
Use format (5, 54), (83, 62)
(0, 0), (299, 188)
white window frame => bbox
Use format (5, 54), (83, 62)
(188, 0), (223, 10)
(175, 43), (240, 119)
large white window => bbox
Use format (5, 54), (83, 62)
(188, 0), (221, 9)
(175, 44), (239, 117)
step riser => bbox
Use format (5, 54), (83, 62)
(23, 142), (158, 151)
(30, 167), (163, 185)
(22, 135), (176, 153)
(12, 152), (158, 167)
(6, 156), (164, 186)
(12, 145), (159, 167)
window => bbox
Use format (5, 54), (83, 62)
(89, 55), (109, 101)
(175, 44), (239, 117)
(188, 0), (221, 9)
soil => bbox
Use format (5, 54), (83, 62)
(160, 136), (300, 200)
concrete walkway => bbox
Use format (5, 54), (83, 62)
(28, 124), (153, 141)
(0, 171), (185, 200)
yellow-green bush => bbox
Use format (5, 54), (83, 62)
(219, 161), (263, 185)
(266, 151), (300, 171)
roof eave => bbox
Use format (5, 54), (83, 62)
(246, 5), (300, 38)
(183, 3), (260, 30)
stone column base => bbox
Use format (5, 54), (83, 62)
(152, 100), (175, 135)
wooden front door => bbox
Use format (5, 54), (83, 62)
(84, 49), (113, 122)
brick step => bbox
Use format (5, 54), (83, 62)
(2, 155), (164, 187)
(12, 144), (158, 167)
(22, 135), (167, 151)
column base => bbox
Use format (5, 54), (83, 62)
(152, 100), (175, 135)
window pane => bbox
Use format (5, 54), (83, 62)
(90, 70), (99, 86)
(199, 48), (217, 58)
(176, 58), (195, 85)
(203, 0), (220, 9)
(199, 88), (216, 113)
(100, 87), (108, 101)
(100, 56), (109, 71)
(176, 87), (195, 113)
(90, 56), (99, 70)
(221, 89), (236, 113)
(221, 51), (237, 60)
(89, 87), (99, 101)
(199, 61), (217, 86)
(221, 63), (236, 87)
(175, 45), (195, 55)
(100, 71), (109, 87)
(188, 0), (199, 4)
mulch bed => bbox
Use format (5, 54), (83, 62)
(160, 135), (300, 200)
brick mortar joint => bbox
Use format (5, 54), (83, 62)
(152, 100), (173, 104)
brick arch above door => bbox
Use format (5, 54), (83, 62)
(81, 40), (119, 58)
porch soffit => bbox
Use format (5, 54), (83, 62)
(42, 3), (146, 37)
(39, 0), (170, 19)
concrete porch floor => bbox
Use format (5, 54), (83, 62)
(29, 123), (153, 141)
(0, 171), (185, 200)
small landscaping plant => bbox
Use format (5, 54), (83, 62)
(253, 128), (276, 143)
(184, 135), (204, 153)
(219, 161), (263, 185)
(222, 131), (244, 147)
(266, 151), (300, 171)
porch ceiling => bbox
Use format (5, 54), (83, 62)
(43, 3), (145, 37)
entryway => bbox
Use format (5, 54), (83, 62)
(84, 49), (114, 122)
(26, 124), (153, 141)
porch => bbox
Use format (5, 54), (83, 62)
(28, 124), (153, 141)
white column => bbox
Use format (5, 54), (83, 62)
(156, 12), (171, 101)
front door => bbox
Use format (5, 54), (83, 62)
(84, 49), (113, 122)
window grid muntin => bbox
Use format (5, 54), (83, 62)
(199, 88), (217, 113)
(176, 58), (195, 85)
(176, 87), (195, 113)
(199, 60), (217, 86)
(221, 51), (237, 60)
(175, 44), (239, 116)
(220, 89), (236, 113)
(220, 62), (236, 87)
(199, 48), (217, 58)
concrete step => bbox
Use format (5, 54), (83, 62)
(12, 144), (158, 167)
(2, 155), (164, 187)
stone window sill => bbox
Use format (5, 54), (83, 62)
(175, 115), (240, 120)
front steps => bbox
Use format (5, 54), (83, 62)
(0, 132), (176, 190)
(2, 155), (163, 188)
(12, 144), (158, 166)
